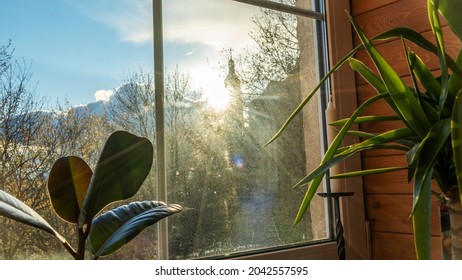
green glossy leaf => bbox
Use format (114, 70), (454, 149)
(349, 14), (431, 139)
(88, 201), (182, 257)
(412, 119), (450, 215)
(268, 25), (461, 146)
(407, 49), (441, 98)
(428, 0), (449, 116)
(435, 0), (462, 40)
(349, 58), (387, 93)
(79, 131), (154, 227)
(329, 116), (401, 127)
(294, 94), (394, 225)
(448, 50), (462, 101)
(329, 167), (408, 179)
(48, 156), (92, 224)
(452, 90), (462, 203)
(412, 173), (432, 260)
(0, 190), (65, 243)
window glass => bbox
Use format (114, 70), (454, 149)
(0, 0), (156, 259)
(163, 0), (329, 259)
(0, 0), (329, 260)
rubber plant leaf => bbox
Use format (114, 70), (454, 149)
(0, 190), (66, 243)
(88, 201), (183, 257)
(48, 156), (92, 224)
(79, 131), (154, 227)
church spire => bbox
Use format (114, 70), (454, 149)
(224, 48), (241, 94)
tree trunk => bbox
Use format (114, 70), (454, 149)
(448, 191), (462, 260)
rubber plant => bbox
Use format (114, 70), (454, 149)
(267, 0), (462, 259)
(0, 130), (182, 259)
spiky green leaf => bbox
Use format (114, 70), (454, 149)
(349, 14), (431, 139)
(452, 90), (462, 203)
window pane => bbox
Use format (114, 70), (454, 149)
(1, 0), (156, 259)
(164, 0), (328, 259)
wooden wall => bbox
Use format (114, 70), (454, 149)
(349, 0), (459, 259)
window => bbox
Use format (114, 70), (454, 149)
(156, 0), (332, 259)
(0, 0), (353, 260)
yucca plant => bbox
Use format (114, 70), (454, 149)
(0, 130), (182, 259)
(268, 0), (462, 259)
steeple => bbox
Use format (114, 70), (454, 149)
(224, 49), (241, 96)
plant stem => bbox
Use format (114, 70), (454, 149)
(61, 240), (78, 259)
(76, 227), (86, 260)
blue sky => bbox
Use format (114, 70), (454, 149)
(1, 0), (257, 108)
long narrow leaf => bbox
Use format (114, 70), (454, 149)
(349, 14), (431, 139)
(428, 0), (449, 116)
(329, 115), (401, 127)
(412, 171), (433, 260)
(451, 90), (462, 203)
(294, 94), (393, 225)
(0, 190), (65, 243)
(408, 50), (441, 98)
(435, 0), (462, 39)
(329, 167), (408, 179)
(268, 25), (461, 146)
(412, 119), (451, 215)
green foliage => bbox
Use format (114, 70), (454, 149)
(0, 130), (182, 259)
(270, 0), (462, 259)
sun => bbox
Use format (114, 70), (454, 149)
(191, 67), (231, 111)
(205, 84), (231, 110)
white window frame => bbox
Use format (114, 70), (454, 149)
(152, 0), (368, 260)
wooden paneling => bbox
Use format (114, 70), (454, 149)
(366, 194), (441, 235)
(362, 155), (411, 194)
(372, 232), (443, 259)
(351, 0), (399, 16)
(353, 0), (434, 44)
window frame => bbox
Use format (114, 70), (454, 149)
(152, 0), (368, 260)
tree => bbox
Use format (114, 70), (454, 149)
(0, 55), (57, 259)
(239, 0), (298, 95)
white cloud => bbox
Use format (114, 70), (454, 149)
(164, 0), (258, 48)
(68, 0), (152, 44)
(70, 0), (258, 47)
(94, 89), (114, 102)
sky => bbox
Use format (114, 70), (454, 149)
(1, 0), (259, 109)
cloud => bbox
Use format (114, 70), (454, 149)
(68, 0), (152, 44)
(94, 89), (114, 102)
(70, 0), (258, 47)
(164, 0), (257, 48)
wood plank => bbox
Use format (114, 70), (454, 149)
(366, 194), (441, 235)
(351, 0), (399, 16)
(353, 0), (433, 42)
(372, 232), (442, 259)
(362, 155), (412, 194)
